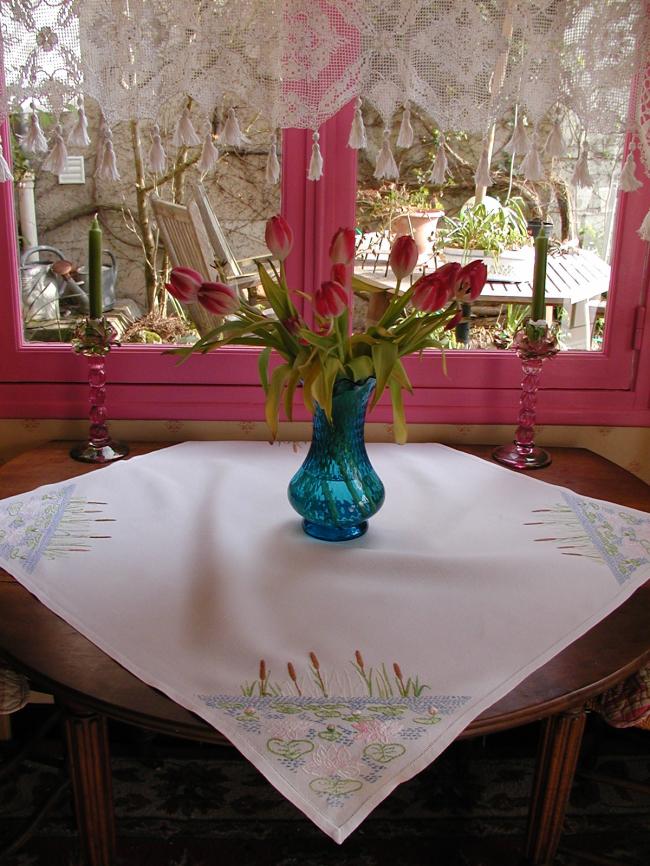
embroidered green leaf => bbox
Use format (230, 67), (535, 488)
(267, 738), (314, 760)
(309, 778), (363, 796)
(310, 707), (342, 719)
(318, 727), (342, 742)
(413, 714), (442, 725)
(363, 742), (406, 764)
(367, 705), (406, 717)
(271, 703), (303, 715)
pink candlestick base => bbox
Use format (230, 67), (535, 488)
(493, 326), (559, 472)
(70, 319), (129, 464)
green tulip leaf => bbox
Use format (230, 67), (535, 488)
(371, 340), (398, 406)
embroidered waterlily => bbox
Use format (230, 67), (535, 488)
(171, 217), (486, 442)
(351, 718), (404, 744)
(303, 744), (363, 779)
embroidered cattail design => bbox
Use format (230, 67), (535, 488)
(309, 651), (328, 696)
(352, 649), (374, 695)
(355, 650), (365, 671)
(287, 661), (302, 696)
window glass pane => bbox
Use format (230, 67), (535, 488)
(354, 105), (624, 353)
(12, 98), (279, 345)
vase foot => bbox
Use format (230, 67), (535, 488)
(492, 443), (551, 470)
(70, 441), (130, 464)
(302, 519), (368, 542)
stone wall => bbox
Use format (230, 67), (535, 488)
(14, 98), (280, 314)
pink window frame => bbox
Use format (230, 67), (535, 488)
(0, 99), (649, 427)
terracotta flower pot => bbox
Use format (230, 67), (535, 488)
(391, 210), (445, 258)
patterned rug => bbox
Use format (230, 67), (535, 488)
(1, 711), (650, 865)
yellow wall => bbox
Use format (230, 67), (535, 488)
(1, 419), (648, 483)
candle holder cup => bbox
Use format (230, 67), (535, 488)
(70, 317), (129, 464)
(493, 321), (559, 471)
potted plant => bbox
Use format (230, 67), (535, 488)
(357, 184), (444, 257)
(437, 196), (533, 282)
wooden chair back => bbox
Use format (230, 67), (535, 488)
(192, 182), (244, 280)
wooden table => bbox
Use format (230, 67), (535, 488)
(1, 443), (649, 866)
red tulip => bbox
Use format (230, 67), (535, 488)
(444, 309), (463, 331)
(197, 281), (240, 315)
(411, 272), (454, 313)
(314, 280), (348, 318)
(456, 260), (488, 301)
(165, 266), (202, 303)
(434, 261), (462, 294)
(389, 235), (418, 279)
(330, 262), (347, 286)
(265, 215), (294, 261)
(328, 227), (356, 265)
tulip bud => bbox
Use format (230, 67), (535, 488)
(411, 272), (453, 313)
(389, 235), (418, 280)
(330, 262), (347, 287)
(265, 215), (294, 261)
(197, 281), (240, 315)
(329, 227), (356, 265)
(456, 260), (488, 301)
(165, 266), (203, 303)
(314, 280), (348, 318)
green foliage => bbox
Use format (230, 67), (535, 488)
(357, 183), (443, 232)
(437, 197), (530, 257)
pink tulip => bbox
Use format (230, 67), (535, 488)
(434, 262), (462, 293)
(330, 262), (347, 286)
(411, 272), (454, 313)
(314, 280), (348, 318)
(328, 227), (356, 265)
(456, 260), (488, 301)
(165, 266), (203, 303)
(197, 281), (240, 315)
(389, 235), (418, 280)
(265, 215), (294, 261)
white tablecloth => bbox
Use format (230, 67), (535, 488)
(1, 442), (648, 842)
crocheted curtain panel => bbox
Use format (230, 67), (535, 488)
(1, 1), (649, 232)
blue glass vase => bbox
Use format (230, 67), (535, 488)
(288, 377), (385, 541)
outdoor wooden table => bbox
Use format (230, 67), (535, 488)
(0, 443), (649, 866)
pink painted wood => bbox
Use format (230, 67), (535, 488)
(0, 95), (649, 426)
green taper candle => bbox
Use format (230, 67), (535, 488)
(531, 230), (549, 322)
(88, 215), (103, 319)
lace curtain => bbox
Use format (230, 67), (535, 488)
(1, 0), (649, 233)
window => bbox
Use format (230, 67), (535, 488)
(1, 95), (649, 427)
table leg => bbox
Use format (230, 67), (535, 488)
(62, 703), (116, 866)
(525, 708), (586, 865)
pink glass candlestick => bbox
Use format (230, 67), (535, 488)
(493, 323), (559, 471)
(70, 318), (129, 464)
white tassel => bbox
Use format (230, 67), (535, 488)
(429, 134), (448, 185)
(265, 133), (280, 185)
(0, 138), (13, 182)
(68, 98), (91, 147)
(505, 112), (530, 156)
(396, 102), (414, 149)
(347, 97), (367, 149)
(147, 124), (167, 174)
(572, 143), (593, 188)
(544, 119), (566, 158)
(637, 208), (650, 242)
(172, 106), (201, 147)
(474, 144), (492, 188)
(374, 129), (399, 180)
(619, 149), (643, 193)
(42, 125), (68, 175)
(21, 107), (48, 153)
(221, 108), (249, 148)
(307, 130), (323, 181)
(197, 129), (220, 174)
(94, 114), (109, 177)
(98, 134), (120, 181)
(520, 135), (545, 182)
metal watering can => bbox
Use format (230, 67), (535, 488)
(20, 245), (118, 322)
